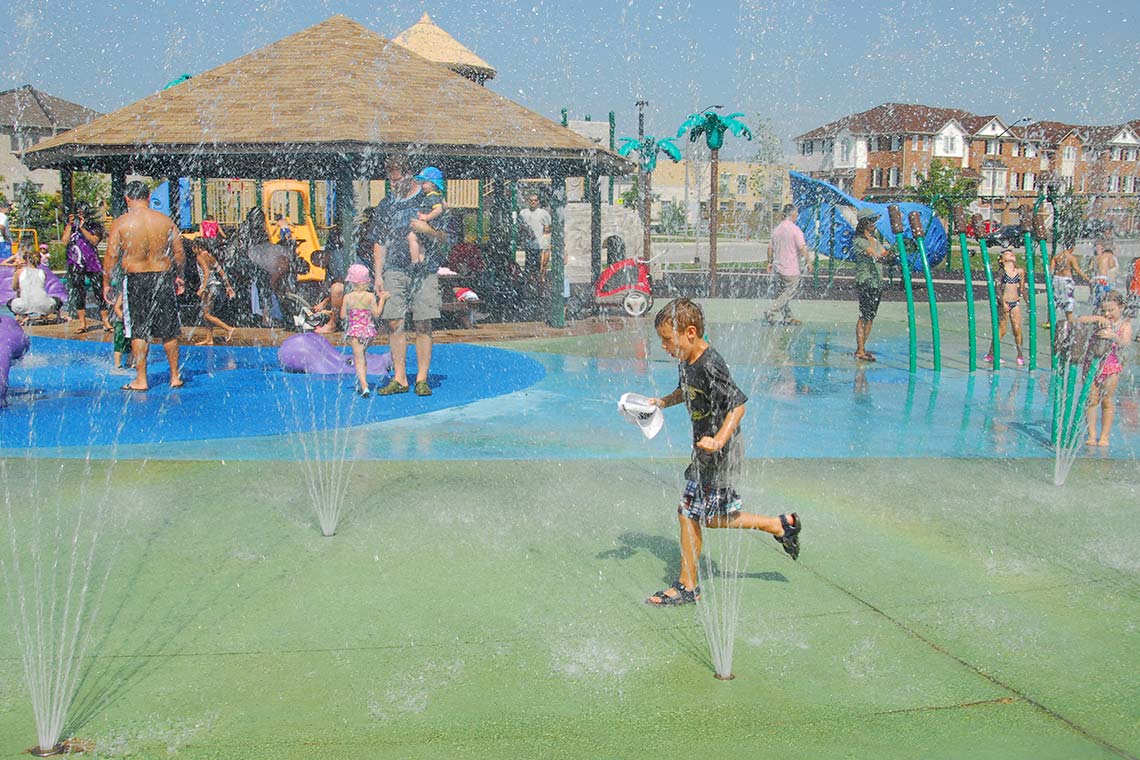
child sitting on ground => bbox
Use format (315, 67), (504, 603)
(1079, 291), (1132, 447)
(408, 167), (446, 266)
(643, 297), (802, 606)
(340, 264), (388, 397)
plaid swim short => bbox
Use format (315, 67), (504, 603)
(678, 480), (742, 526)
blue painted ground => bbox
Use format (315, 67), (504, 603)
(0, 337), (545, 450)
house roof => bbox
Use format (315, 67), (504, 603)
(795, 103), (982, 140)
(24, 15), (628, 177)
(0, 85), (101, 131)
(1022, 120), (1079, 146)
(392, 13), (496, 83)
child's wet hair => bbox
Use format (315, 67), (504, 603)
(1101, 291), (1125, 309)
(655, 297), (704, 335)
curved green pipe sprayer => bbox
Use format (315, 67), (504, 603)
(909, 210), (941, 371)
(1063, 356), (1103, 450)
(973, 214), (1001, 370)
(1018, 208), (1038, 370)
(953, 207), (977, 371)
(1032, 203), (1057, 368)
(887, 205), (918, 372)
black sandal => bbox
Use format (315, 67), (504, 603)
(645, 581), (700, 606)
(774, 512), (801, 560)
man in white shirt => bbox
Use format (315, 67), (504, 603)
(765, 204), (813, 325)
(517, 193), (551, 282)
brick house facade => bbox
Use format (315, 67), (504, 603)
(794, 103), (1140, 233)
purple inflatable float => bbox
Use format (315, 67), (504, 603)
(0, 315), (31, 407)
(278, 333), (393, 376)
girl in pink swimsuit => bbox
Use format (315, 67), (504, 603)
(340, 264), (388, 397)
(1079, 291), (1133, 446)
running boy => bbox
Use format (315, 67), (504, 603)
(644, 298), (801, 606)
(408, 167), (446, 266)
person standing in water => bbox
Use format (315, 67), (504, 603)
(985, 248), (1026, 366)
(103, 181), (186, 391)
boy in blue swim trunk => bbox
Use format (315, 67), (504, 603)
(644, 298), (801, 605)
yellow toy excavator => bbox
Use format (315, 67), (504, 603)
(262, 180), (325, 282)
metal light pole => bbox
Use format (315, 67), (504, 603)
(636, 99), (650, 261)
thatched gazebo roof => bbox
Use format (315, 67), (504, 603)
(23, 15), (629, 179)
(392, 13), (496, 85)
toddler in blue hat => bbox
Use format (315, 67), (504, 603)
(409, 167), (446, 265)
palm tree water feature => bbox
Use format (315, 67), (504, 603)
(677, 108), (752, 297)
(617, 133), (682, 266)
(1051, 324), (1108, 486)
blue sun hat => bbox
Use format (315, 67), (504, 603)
(414, 166), (446, 194)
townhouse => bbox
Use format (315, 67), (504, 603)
(794, 103), (1140, 232)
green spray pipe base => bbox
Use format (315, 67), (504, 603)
(915, 237), (941, 371)
(893, 233), (918, 373)
(1022, 231), (1038, 370)
(976, 238), (1001, 370)
(958, 232), (977, 371)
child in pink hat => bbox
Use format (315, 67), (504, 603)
(341, 264), (388, 396)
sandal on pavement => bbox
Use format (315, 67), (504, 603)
(645, 581), (700, 606)
(414, 380), (432, 396)
(376, 379), (409, 395)
(774, 512), (801, 561)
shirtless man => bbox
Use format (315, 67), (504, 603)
(103, 181), (186, 391)
(1091, 245), (1119, 309)
(1050, 246), (1087, 326)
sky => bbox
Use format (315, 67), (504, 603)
(3, 0), (1138, 159)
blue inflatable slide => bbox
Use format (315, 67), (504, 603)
(788, 171), (949, 269)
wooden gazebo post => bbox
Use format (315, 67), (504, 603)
(110, 169), (127, 217)
(548, 169), (567, 327)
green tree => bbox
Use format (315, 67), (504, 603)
(748, 117), (784, 165)
(905, 159), (978, 223)
(72, 172), (110, 212)
(1052, 189), (1088, 248)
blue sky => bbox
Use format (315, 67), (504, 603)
(3, 0), (1137, 158)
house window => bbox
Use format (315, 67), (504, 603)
(1011, 172), (1020, 191)
(1025, 144), (1037, 158)
(719, 201), (730, 211)
(823, 139), (833, 153)
(909, 168), (918, 185)
(891, 136), (901, 152)
(1111, 147), (1122, 161)
(1108, 175), (1120, 192)
(1128, 148), (1137, 161)
(735, 202), (746, 212)
(1063, 146), (1077, 161)
(872, 168), (884, 187)
(911, 135), (919, 150)
(986, 139), (999, 155)
(719, 174), (730, 194)
(736, 175), (748, 195)
(1011, 143), (1021, 157)
(802, 141), (814, 156)
(945, 136), (958, 153)
(888, 167), (900, 186)
(1024, 172), (1035, 191)
(840, 138), (852, 162)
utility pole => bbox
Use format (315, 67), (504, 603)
(637, 99), (650, 261)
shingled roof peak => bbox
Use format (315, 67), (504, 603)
(392, 12), (496, 83)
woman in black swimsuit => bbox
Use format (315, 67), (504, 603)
(985, 247), (1026, 366)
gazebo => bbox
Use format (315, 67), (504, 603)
(24, 15), (632, 326)
(392, 13), (497, 85)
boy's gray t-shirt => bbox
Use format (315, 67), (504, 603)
(676, 346), (748, 488)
